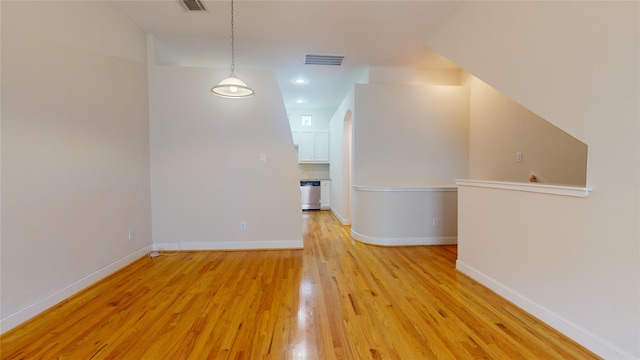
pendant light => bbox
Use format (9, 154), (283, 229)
(211, 0), (254, 98)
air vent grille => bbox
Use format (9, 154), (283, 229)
(181, 0), (206, 11)
(304, 54), (345, 66)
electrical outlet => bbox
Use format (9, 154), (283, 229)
(240, 221), (248, 231)
(128, 228), (134, 241)
(432, 218), (439, 227)
(516, 151), (523, 162)
(259, 153), (266, 163)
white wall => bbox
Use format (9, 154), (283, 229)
(427, 1), (639, 358)
(349, 83), (468, 246)
(329, 67), (463, 227)
(351, 187), (458, 246)
(368, 66), (459, 86)
(1, 1), (151, 332)
(461, 72), (587, 186)
(353, 84), (469, 186)
(148, 64), (302, 250)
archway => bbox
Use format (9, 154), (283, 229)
(343, 110), (353, 222)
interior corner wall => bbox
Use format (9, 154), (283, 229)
(460, 71), (587, 186)
(1, 1), (151, 332)
(148, 65), (302, 250)
(427, 1), (639, 358)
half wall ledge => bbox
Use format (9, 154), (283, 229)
(454, 179), (592, 198)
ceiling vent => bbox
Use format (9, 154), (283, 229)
(304, 54), (345, 66)
(180, 0), (206, 11)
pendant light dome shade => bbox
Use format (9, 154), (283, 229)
(211, 74), (254, 98)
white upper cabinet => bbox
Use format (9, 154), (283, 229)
(313, 131), (329, 162)
(292, 130), (329, 163)
(296, 131), (315, 162)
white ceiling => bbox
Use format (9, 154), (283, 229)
(113, 0), (462, 113)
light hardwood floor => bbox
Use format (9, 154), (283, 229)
(1, 211), (599, 359)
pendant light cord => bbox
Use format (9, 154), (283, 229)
(230, 0), (236, 76)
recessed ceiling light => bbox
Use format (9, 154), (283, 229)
(295, 78), (305, 84)
(296, 99), (304, 104)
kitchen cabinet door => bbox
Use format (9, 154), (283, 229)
(313, 131), (329, 162)
(292, 130), (329, 163)
(295, 131), (315, 162)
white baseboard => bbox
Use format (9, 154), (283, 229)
(330, 207), (351, 225)
(456, 260), (637, 360)
(350, 229), (457, 246)
(0, 245), (152, 334)
(153, 239), (303, 251)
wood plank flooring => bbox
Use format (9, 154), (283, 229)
(1, 211), (600, 359)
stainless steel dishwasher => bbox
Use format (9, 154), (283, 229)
(300, 180), (321, 210)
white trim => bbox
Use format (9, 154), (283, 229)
(0, 245), (153, 334)
(455, 179), (591, 197)
(456, 260), (636, 360)
(353, 185), (457, 192)
(350, 229), (457, 246)
(152, 242), (182, 251)
(330, 207), (351, 225)
(153, 240), (303, 251)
